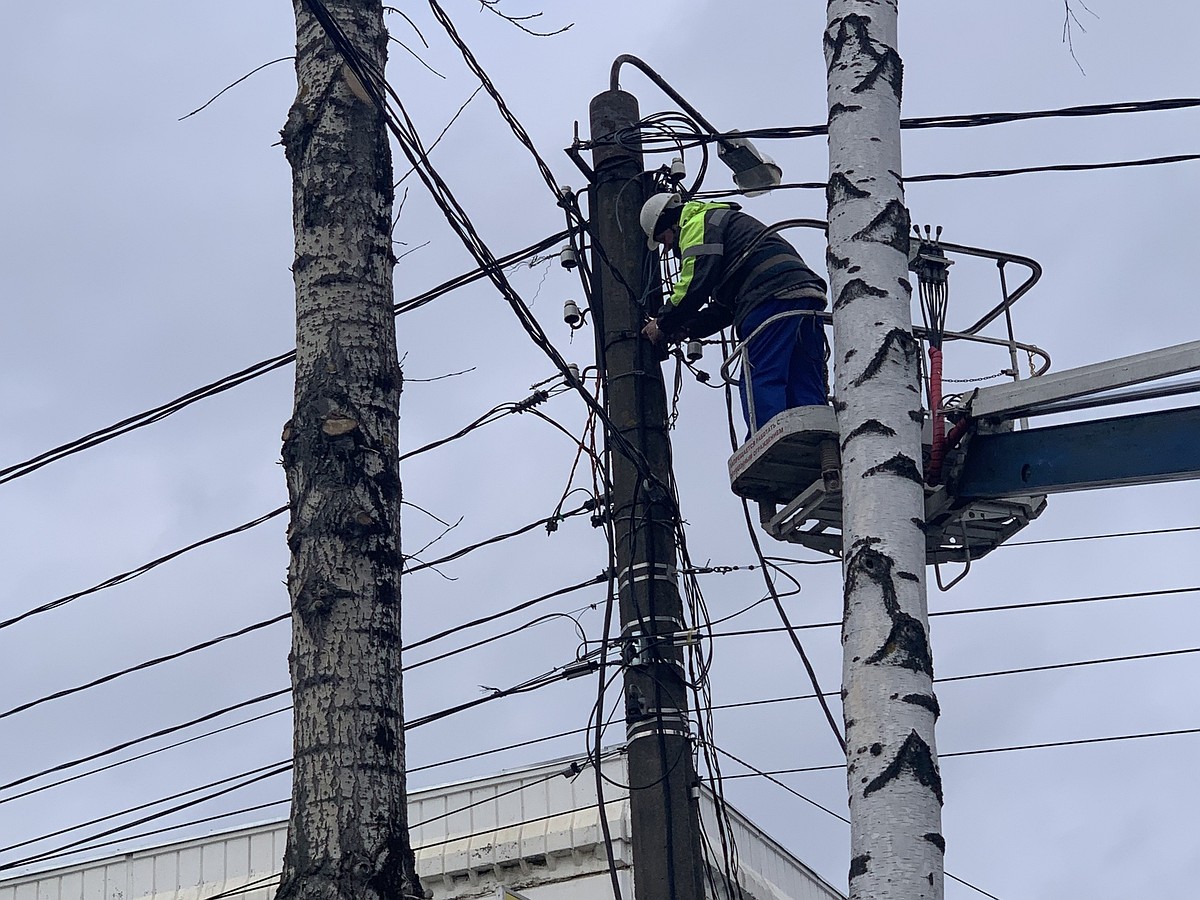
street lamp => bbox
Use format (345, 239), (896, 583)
(608, 54), (784, 194)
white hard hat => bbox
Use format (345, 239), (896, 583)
(639, 192), (681, 249)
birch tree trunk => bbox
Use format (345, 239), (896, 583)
(276, 2), (419, 899)
(824, 3), (945, 898)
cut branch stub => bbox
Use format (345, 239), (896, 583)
(323, 415), (361, 436)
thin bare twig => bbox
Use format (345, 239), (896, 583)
(178, 57), (295, 121)
(1062, 0), (1099, 75)
(391, 186), (411, 237)
(383, 6), (431, 47)
(405, 366), (477, 383)
(388, 35), (446, 79)
(408, 515), (466, 559)
(478, 0), (572, 37)
(402, 500), (457, 528)
(393, 85), (484, 192)
(394, 240), (431, 261)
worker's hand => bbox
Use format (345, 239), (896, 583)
(642, 318), (665, 345)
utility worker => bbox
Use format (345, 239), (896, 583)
(639, 192), (829, 431)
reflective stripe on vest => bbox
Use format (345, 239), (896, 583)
(681, 242), (724, 259)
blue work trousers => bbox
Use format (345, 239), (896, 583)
(737, 297), (827, 432)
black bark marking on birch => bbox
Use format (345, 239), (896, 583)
(827, 248), (851, 271)
(863, 453), (923, 485)
(911, 516), (927, 532)
(897, 571), (919, 582)
(853, 42), (903, 101)
(869, 742), (883, 756)
(824, 13), (873, 71)
(827, 171), (870, 209)
(852, 199), (911, 255)
(834, 277), (887, 312)
(849, 855), (871, 880)
(865, 602), (934, 675)
(846, 537), (934, 675)
(824, 13), (903, 101)
(829, 102), (863, 122)
(833, 399), (848, 413)
(863, 729), (943, 805)
(909, 408), (925, 423)
(924, 832), (947, 853)
(903, 692), (942, 718)
(844, 348), (858, 361)
(844, 536), (894, 620)
(851, 327), (918, 386)
(841, 419), (895, 452)
(898, 277), (913, 295)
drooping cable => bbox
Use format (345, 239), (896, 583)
(610, 96), (1200, 150)
(3, 388), (580, 633)
(0, 615), (289, 723)
(0, 507), (287, 632)
(0, 231), (567, 488)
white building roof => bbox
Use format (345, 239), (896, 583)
(0, 752), (843, 900)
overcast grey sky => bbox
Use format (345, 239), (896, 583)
(2, 2), (1198, 898)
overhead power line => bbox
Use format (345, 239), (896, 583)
(653, 584), (1200, 638)
(3, 392), (581, 633)
(0, 762), (292, 871)
(0, 690), (290, 801)
(0, 231), (567, 489)
(0, 662), (598, 866)
(1002, 523), (1200, 547)
(688, 522), (1200, 575)
(710, 746), (1002, 900)
(696, 152), (1200, 200)
(12, 610), (1189, 811)
(1, 562), (597, 729)
(699, 645), (1200, 716)
(720, 726), (1200, 779)
(2, 755), (623, 884)
(0, 508), (287, 632)
(621, 96), (1200, 148)
(0, 615), (289, 723)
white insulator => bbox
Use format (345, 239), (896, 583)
(563, 299), (583, 327)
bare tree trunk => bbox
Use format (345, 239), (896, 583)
(824, 3), (945, 898)
(276, 2), (418, 899)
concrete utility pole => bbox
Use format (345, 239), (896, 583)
(824, 2), (945, 898)
(588, 89), (707, 900)
(277, 2), (419, 899)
